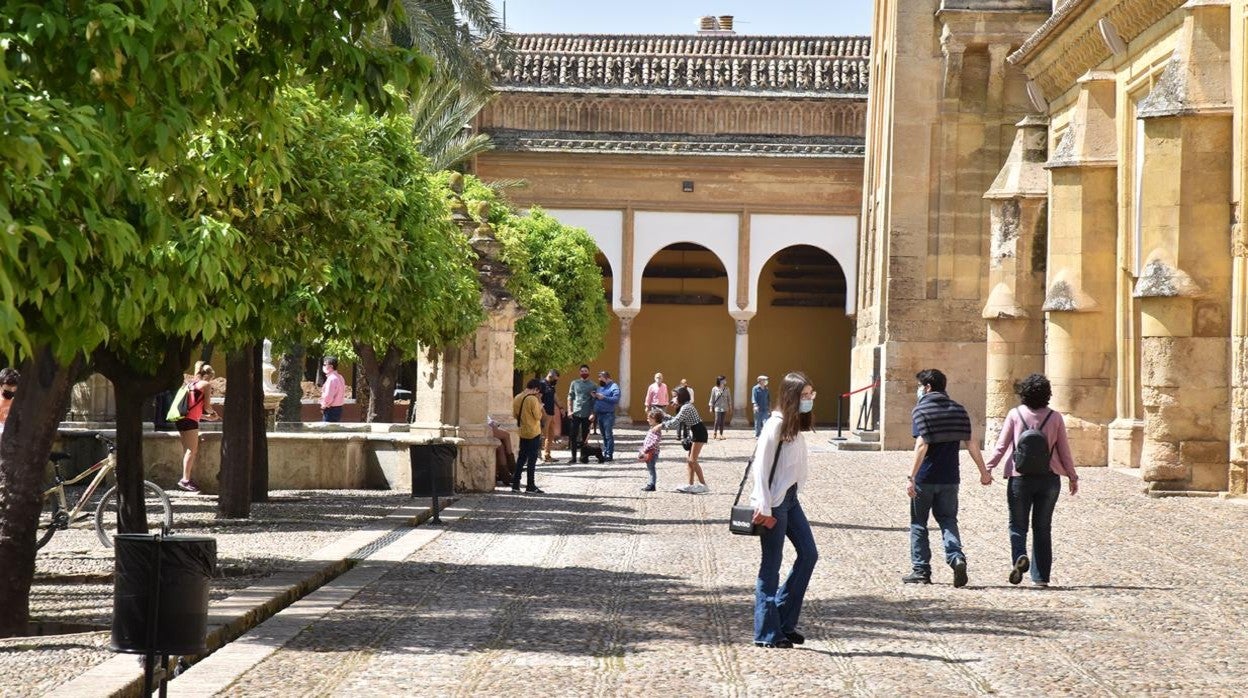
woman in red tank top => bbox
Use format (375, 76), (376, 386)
(176, 362), (218, 493)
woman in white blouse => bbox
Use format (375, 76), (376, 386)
(749, 371), (818, 649)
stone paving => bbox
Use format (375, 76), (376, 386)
(0, 489), (413, 697)
(213, 427), (1248, 696)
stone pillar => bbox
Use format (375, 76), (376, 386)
(1042, 72), (1119, 467)
(68, 373), (116, 424)
(412, 175), (523, 493)
(1135, 1), (1234, 492)
(982, 116), (1049, 445)
(616, 309), (638, 419)
(730, 311), (754, 426)
(1232, 0), (1248, 494)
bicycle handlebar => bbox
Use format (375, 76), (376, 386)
(93, 433), (117, 451)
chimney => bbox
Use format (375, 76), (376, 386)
(696, 14), (737, 35)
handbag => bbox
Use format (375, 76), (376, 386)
(729, 439), (784, 536)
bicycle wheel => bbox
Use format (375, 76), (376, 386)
(35, 493), (66, 550)
(94, 480), (174, 548)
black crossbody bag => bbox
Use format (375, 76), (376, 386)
(729, 440), (784, 536)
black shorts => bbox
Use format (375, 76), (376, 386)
(690, 422), (709, 443)
(175, 418), (199, 432)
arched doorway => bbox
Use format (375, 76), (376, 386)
(750, 245), (852, 427)
(630, 243), (732, 421)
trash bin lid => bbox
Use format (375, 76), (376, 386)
(114, 533), (217, 544)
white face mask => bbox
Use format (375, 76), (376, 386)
(916, 386), (925, 400)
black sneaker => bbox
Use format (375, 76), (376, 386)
(640, 484), (656, 492)
(754, 639), (794, 649)
(783, 630), (805, 645)
(1009, 555), (1030, 585)
(510, 486), (520, 493)
(952, 558), (968, 588)
(566, 457), (577, 464)
(525, 486), (544, 494)
(901, 571), (931, 584)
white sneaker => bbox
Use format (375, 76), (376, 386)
(689, 483), (709, 494)
(675, 484), (692, 493)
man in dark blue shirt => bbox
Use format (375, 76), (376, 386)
(905, 369), (992, 587)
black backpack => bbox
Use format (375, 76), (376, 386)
(1013, 408), (1054, 476)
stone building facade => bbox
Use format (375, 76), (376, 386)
(475, 30), (870, 422)
(865, 0), (1248, 494)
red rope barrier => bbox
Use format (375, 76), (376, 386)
(840, 381), (879, 399)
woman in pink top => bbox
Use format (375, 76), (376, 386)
(986, 373), (1079, 588)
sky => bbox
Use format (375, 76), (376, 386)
(494, 0), (874, 37)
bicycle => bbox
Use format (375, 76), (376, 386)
(36, 434), (173, 549)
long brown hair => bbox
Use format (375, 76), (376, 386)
(775, 371), (813, 442)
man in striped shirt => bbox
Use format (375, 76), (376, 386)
(904, 369), (992, 588)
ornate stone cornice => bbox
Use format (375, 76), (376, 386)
(494, 33), (870, 97)
(1008, 0), (1187, 99)
(486, 129), (865, 158)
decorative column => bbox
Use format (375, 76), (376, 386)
(1042, 72), (1119, 467)
(412, 174), (523, 493)
(615, 308), (639, 420)
(1135, 0), (1234, 492)
(982, 116), (1049, 445)
(730, 311), (754, 426)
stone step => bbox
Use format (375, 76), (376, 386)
(852, 430), (880, 442)
(828, 438), (883, 452)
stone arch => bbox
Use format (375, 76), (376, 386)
(747, 214), (857, 314)
(750, 244), (854, 416)
(631, 211), (739, 314)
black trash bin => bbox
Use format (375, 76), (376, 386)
(112, 534), (217, 656)
(410, 443), (457, 498)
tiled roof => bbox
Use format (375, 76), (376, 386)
(487, 129), (865, 158)
(494, 33), (871, 97)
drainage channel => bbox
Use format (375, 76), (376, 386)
(49, 497), (465, 698)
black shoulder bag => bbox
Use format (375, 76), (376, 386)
(729, 439), (784, 536)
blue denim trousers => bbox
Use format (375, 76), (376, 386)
(755, 485), (818, 644)
(909, 482), (964, 573)
(512, 436), (541, 489)
(643, 454), (657, 487)
(321, 405), (343, 422)
(1007, 473), (1061, 583)
(595, 411), (616, 457)
(754, 410), (767, 437)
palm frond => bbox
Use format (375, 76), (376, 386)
(410, 72), (496, 170)
(394, 0), (510, 95)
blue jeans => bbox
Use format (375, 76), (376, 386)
(909, 482), (964, 573)
(754, 409), (767, 437)
(595, 411), (616, 458)
(322, 406), (343, 422)
(1007, 473), (1061, 583)
(755, 485), (818, 644)
(512, 436), (540, 489)
(643, 454), (657, 487)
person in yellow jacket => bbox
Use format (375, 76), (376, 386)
(511, 379), (546, 493)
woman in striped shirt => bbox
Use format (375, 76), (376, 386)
(663, 387), (709, 493)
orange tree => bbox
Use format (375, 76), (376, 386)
(0, 0), (423, 637)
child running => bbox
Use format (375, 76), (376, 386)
(637, 408), (665, 491)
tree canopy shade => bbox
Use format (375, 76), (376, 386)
(453, 175), (609, 375)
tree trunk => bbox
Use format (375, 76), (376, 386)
(356, 343), (401, 423)
(250, 342), (268, 503)
(218, 346), (255, 519)
(277, 343), (304, 423)
(92, 338), (195, 535)
(0, 349), (79, 638)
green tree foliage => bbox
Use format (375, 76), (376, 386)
(452, 175), (609, 375)
(0, 0), (426, 637)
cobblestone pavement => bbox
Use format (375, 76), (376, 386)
(0, 489), (413, 697)
(219, 427), (1248, 696)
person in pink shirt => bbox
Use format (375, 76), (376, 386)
(320, 356), (347, 422)
(986, 373), (1079, 588)
(644, 373), (669, 414)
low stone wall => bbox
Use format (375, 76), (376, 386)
(54, 427), (464, 495)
